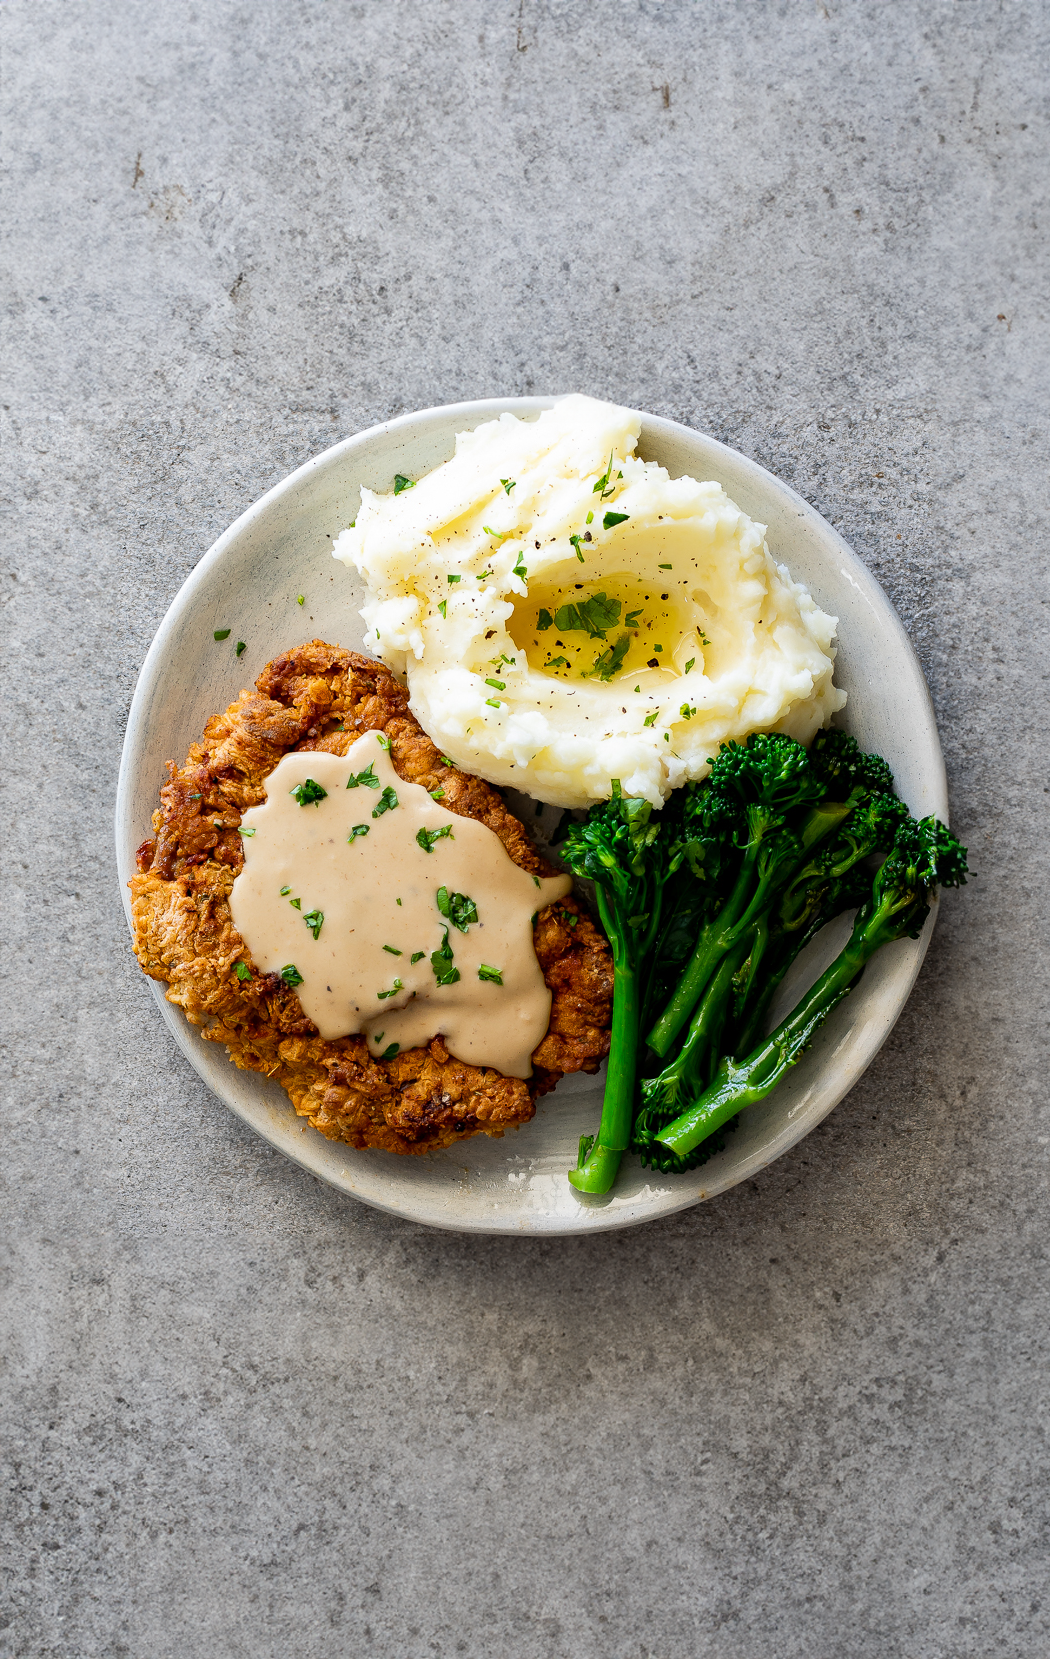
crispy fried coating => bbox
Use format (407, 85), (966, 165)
(129, 642), (613, 1155)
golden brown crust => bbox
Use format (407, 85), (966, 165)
(129, 642), (613, 1155)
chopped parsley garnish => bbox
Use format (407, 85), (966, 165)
(213, 628), (231, 640)
(279, 964), (303, 987)
(699, 631), (711, 645)
(546, 655), (569, 668)
(437, 600), (447, 618)
(417, 825), (453, 853)
(376, 733), (391, 750)
(653, 643), (663, 652)
(537, 609), (553, 631)
(500, 477), (516, 494)
(289, 897), (301, 909)
(235, 641), (246, 656)
(234, 962), (252, 982)
(478, 964), (504, 985)
(570, 534), (585, 562)
(347, 824), (370, 841)
(379, 1042), (400, 1060)
(684, 658), (695, 674)
(643, 709), (660, 727)
(393, 474), (415, 494)
(513, 556), (528, 578)
(447, 573), (461, 584)
(591, 632), (630, 681)
(485, 677), (506, 691)
(346, 762), (379, 789)
(280, 885), (292, 895)
(680, 704), (697, 719)
(625, 609), (642, 628)
(552, 593), (621, 639)
(436, 886), (478, 932)
(430, 930), (461, 987)
(383, 945), (402, 955)
(593, 451), (616, 498)
(479, 567), (494, 579)
(377, 978), (404, 999)
(371, 786), (399, 818)
(297, 594), (305, 606)
(586, 511), (594, 524)
(290, 778), (327, 807)
(303, 908), (324, 939)
(603, 511), (630, 531)
(533, 876), (541, 887)
(237, 826), (256, 836)
(440, 755), (455, 767)
(410, 951), (426, 964)
(429, 787), (445, 800)
(485, 697), (502, 709)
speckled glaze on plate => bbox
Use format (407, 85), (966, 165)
(115, 398), (947, 1234)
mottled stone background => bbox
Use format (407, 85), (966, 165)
(3, 2), (1048, 1655)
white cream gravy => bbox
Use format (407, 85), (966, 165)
(229, 732), (571, 1077)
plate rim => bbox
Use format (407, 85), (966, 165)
(116, 396), (946, 1234)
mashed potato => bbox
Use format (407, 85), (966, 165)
(333, 394), (846, 808)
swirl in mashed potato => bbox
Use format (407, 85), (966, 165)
(333, 394), (846, 808)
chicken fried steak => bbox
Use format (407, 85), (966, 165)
(129, 641), (613, 1155)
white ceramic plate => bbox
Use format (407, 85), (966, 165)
(116, 398), (947, 1235)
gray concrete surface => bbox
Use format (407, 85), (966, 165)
(3, 2), (1048, 1654)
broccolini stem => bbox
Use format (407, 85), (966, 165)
(568, 948), (639, 1195)
(655, 903), (894, 1158)
(638, 931), (756, 1122)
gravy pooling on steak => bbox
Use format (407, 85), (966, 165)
(229, 732), (571, 1075)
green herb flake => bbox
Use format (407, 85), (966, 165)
(436, 886), (479, 932)
(280, 885), (292, 896)
(347, 824), (370, 841)
(591, 632), (630, 682)
(537, 609), (553, 631)
(417, 825), (454, 853)
(377, 977), (404, 1000)
(237, 826), (256, 837)
(235, 641), (247, 657)
(654, 644), (663, 653)
(625, 609), (643, 628)
(234, 962), (252, 982)
(346, 762), (379, 789)
(372, 785), (399, 818)
(586, 511), (594, 525)
(570, 534), (585, 563)
(410, 951), (426, 964)
(485, 697), (502, 709)
(643, 710), (660, 727)
(447, 574), (461, 585)
(485, 677), (506, 691)
(680, 704), (697, 720)
(383, 945), (403, 956)
(376, 734), (391, 750)
(303, 908), (324, 939)
(478, 964), (504, 985)
(297, 594), (305, 606)
(440, 755), (455, 767)
(393, 474), (415, 494)
(429, 787), (445, 800)
(279, 963), (303, 987)
(379, 1042), (400, 1060)
(213, 628), (231, 640)
(658, 563), (672, 570)
(430, 930), (461, 987)
(500, 477), (516, 494)
(532, 876), (541, 888)
(553, 592), (622, 639)
(604, 511), (630, 531)
(513, 557), (528, 579)
(593, 450), (615, 497)
(684, 658), (696, 674)
(437, 600), (447, 618)
(546, 655), (569, 668)
(289, 897), (302, 909)
(290, 778), (328, 807)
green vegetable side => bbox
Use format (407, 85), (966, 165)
(560, 730), (968, 1196)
